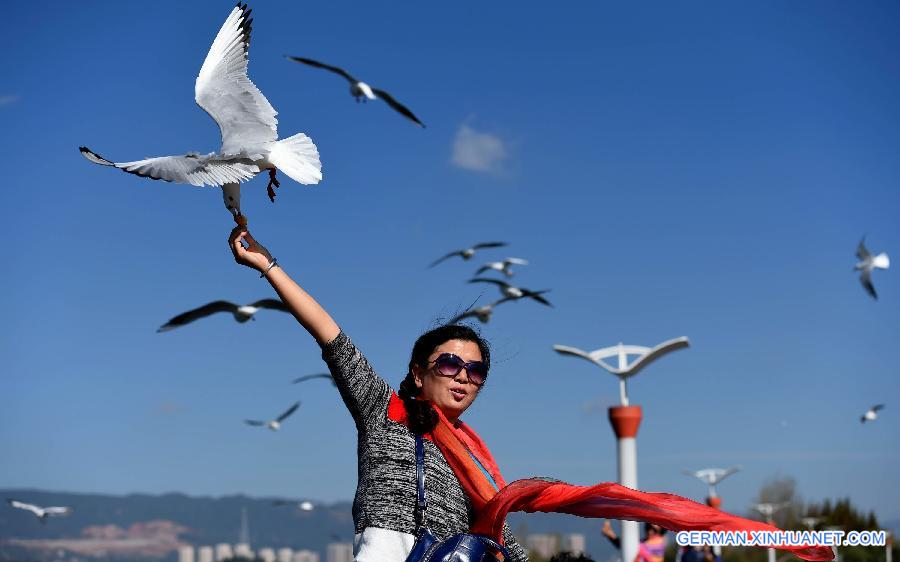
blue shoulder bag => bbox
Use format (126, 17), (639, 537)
(404, 434), (511, 562)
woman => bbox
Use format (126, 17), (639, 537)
(228, 227), (530, 562)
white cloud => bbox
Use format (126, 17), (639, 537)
(451, 123), (507, 174)
(0, 95), (20, 107)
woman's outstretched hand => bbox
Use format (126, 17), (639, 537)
(229, 226), (274, 273)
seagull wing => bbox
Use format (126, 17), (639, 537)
(521, 289), (553, 307)
(196, 4), (278, 156)
(44, 507), (73, 517)
(292, 373), (333, 384)
(429, 251), (464, 268)
(286, 56), (357, 83)
(158, 301), (239, 332)
(371, 88), (425, 127)
(505, 257), (529, 265)
(859, 270), (878, 299)
(80, 147), (259, 187)
(7, 499), (42, 515)
(472, 242), (508, 250)
(856, 238), (871, 261)
(468, 278), (509, 289)
(249, 298), (290, 312)
(872, 404), (885, 412)
(474, 264), (493, 275)
(276, 402), (301, 423)
(244, 419), (266, 426)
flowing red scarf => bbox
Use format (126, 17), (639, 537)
(387, 393), (832, 561)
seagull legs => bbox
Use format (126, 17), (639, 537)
(266, 168), (281, 203)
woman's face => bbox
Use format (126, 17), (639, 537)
(413, 338), (484, 422)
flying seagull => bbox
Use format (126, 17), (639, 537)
(158, 299), (289, 332)
(286, 56), (425, 127)
(468, 278), (552, 306)
(855, 238), (890, 299)
(475, 258), (528, 278)
(273, 500), (314, 511)
(245, 402), (300, 431)
(291, 373), (336, 387)
(860, 404), (884, 423)
(428, 242), (508, 268)
(449, 297), (515, 324)
(80, 3), (322, 224)
(6, 499), (73, 523)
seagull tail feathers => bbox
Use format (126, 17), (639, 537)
(269, 133), (322, 185)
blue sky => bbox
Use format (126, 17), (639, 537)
(2, 0), (899, 526)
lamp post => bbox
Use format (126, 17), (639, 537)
(684, 467), (741, 556)
(754, 503), (789, 562)
(554, 337), (690, 562)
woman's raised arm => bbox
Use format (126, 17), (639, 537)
(228, 226), (340, 345)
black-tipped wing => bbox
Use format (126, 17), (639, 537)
(276, 402), (301, 423)
(196, 4), (278, 156)
(856, 238), (871, 261)
(244, 419), (266, 426)
(286, 56), (357, 83)
(472, 242), (507, 250)
(371, 88), (424, 127)
(872, 404), (885, 412)
(292, 373), (334, 386)
(158, 301), (239, 332)
(250, 298), (290, 312)
(521, 289), (553, 307)
(429, 251), (464, 268)
(468, 278), (509, 289)
(859, 271), (878, 299)
(80, 147), (259, 187)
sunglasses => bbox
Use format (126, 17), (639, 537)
(428, 353), (488, 386)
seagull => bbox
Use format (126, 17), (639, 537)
(855, 238), (890, 299)
(285, 56), (425, 127)
(80, 3), (322, 224)
(475, 258), (528, 278)
(291, 373), (336, 387)
(468, 278), (552, 306)
(272, 500), (314, 511)
(449, 298), (515, 324)
(245, 402), (300, 431)
(860, 404), (884, 423)
(682, 466), (741, 498)
(6, 499), (73, 523)
(157, 299), (289, 332)
(428, 242), (508, 268)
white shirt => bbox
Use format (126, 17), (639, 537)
(354, 527), (417, 562)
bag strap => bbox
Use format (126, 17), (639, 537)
(414, 433), (428, 530)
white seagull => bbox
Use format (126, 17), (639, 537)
(245, 402), (300, 431)
(158, 299), (289, 332)
(291, 373), (336, 387)
(429, 242), (508, 268)
(6, 499), (73, 523)
(468, 278), (552, 306)
(860, 404), (884, 423)
(80, 3), (322, 223)
(286, 56), (425, 127)
(449, 297), (515, 325)
(273, 500), (314, 511)
(475, 258), (528, 278)
(855, 238), (890, 299)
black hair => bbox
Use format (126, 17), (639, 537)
(397, 323), (491, 435)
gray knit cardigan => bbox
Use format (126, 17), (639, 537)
(321, 331), (529, 561)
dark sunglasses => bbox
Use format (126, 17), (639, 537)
(428, 353), (488, 386)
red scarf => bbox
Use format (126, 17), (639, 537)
(387, 393), (833, 561)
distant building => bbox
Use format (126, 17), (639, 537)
(198, 546), (214, 562)
(562, 533), (587, 556)
(292, 550), (320, 562)
(258, 547), (276, 562)
(326, 542), (353, 562)
(277, 547), (293, 562)
(234, 543), (254, 560)
(526, 533), (560, 559)
(215, 543), (234, 562)
(179, 546), (195, 562)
